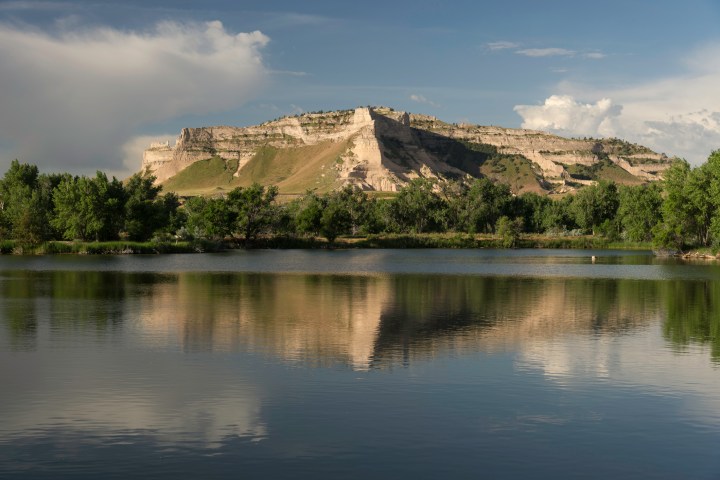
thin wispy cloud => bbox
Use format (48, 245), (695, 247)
(260, 12), (334, 29)
(410, 94), (440, 108)
(0, 20), (270, 175)
(486, 40), (520, 51)
(516, 48), (576, 58)
(490, 44), (607, 60)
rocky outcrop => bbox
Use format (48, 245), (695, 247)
(142, 107), (675, 194)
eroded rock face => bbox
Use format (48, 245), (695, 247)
(141, 107), (673, 193)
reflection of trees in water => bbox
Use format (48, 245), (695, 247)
(48, 270), (131, 330)
(662, 280), (720, 362)
(371, 277), (661, 368)
(0, 271), (39, 350)
(4, 268), (720, 366)
(0, 270), (156, 349)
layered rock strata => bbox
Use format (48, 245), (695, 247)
(142, 107), (673, 193)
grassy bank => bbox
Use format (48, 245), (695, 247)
(0, 234), (653, 255)
(0, 239), (223, 255)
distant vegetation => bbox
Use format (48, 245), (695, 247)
(1, 151), (720, 252)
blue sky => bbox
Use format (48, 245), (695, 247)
(1, 0), (719, 176)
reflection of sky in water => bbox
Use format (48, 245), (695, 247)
(1, 251), (720, 478)
(0, 348), (267, 448)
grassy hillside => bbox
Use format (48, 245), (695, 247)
(162, 140), (351, 196)
(231, 139), (350, 193)
(162, 156), (239, 196)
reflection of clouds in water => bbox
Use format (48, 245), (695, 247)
(515, 326), (720, 423)
(0, 352), (266, 448)
(1, 394), (265, 448)
(518, 336), (614, 382)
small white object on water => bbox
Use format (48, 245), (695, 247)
(591, 255), (596, 264)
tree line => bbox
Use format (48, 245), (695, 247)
(1, 151), (719, 249)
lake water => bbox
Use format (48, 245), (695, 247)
(1, 249), (719, 479)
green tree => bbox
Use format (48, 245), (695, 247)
(333, 185), (371, 235)
(0, 160), (58, 243)
(294, 191), (324, 237)
(496, 216), (523, 247)
(123, 173), (163, 241)
(184, 196), (232, 240)
(704, 150), (720, 246)
(320, 200), (351, 243)
(387, 178), (447, 233)
(655, 159), (716, 248)
(512, 192), (552, 234)
(540, 195), (576, 233)
(455, 178), (511, 234)
(571, 180), (619, 235)
(52, 172), (125, 241)
(617, 184), (663, 242)
(227, 183), (278, 244)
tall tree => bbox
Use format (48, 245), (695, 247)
(184, 196), (232, 240)
(617, 184), (663, 242)
(123, 173), (165, 241)
(0, 160), (56, 243)
(227, 183), (278, 244)
(387, 178), (447, 233)
(52, 172), (125, 241)
(571, 180), (619, 235)
(655, 159), (716, 248)
(455, 178), (511, 234)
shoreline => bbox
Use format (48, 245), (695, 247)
(0, 234), (657, 255)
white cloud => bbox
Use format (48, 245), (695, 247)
(0, 20), (269, 175)
(514, 95), (622, 137)
(486, 40), (520, 51)
(583, 52), (607, 59)
(514, 43), (720, 164)
(410, 94), (440, 107)
(516, 48), (576, 58)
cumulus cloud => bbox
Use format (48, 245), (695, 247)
(514, 43), (720, 164)
(0, 20), (269, 175)
(514, 95), (622, 137)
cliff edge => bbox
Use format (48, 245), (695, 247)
(142, 107), (673, 195)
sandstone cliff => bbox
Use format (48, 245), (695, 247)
(142, 107), (674, 195)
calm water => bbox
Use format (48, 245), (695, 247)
(1, 249), (719, 479)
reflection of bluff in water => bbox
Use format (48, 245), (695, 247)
(4, 270), (720, 367)
(137, 273), (389, 370)
(370, 277), (662, 367)
(135, 273), (667, 369)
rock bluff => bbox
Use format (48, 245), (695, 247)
(142, 107), (673, 194)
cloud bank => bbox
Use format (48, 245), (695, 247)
(514, 95), (622, 137)
(514, 43), (720, 164)
(0, 20), (269, 175)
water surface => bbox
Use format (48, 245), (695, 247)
(1, 250), (719, 479)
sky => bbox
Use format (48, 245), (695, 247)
(1, 0), (719, 177)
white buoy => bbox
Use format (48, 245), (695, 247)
(591, 255), (596, 264)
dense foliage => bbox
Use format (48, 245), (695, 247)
(1, 151), (720, 249)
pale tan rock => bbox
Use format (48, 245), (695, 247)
(141, 107), (674, 192)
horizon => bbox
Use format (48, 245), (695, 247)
(1, 0), (719, 177)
